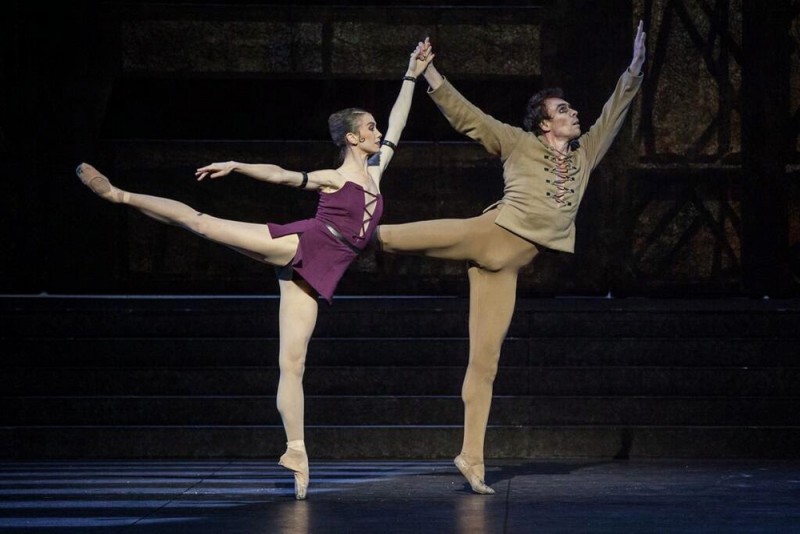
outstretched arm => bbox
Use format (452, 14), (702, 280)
(580, 20), (646, 170)
(628, 20), (646, 75)
(372, 38), (435, 177)
(422, 41), (521, 159)
(194, 161), (338, 191)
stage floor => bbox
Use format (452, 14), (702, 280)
(1, 458), (798, 533)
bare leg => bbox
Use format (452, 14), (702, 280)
(276, 278), (318, 500)
(76, 163), (297, 265)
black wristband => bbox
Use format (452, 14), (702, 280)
(403, 75), (417, 83)
(299, 171), (308, 189)
(381, 140), (397, 150)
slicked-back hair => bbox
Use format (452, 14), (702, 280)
(522, 88), (564, 135)
(329, 107), (369, 163)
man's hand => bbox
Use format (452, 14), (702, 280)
(628, 20), (646, 75)
(407, 37), (435, 78)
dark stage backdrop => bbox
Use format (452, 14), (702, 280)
(3, 0), (799, 298)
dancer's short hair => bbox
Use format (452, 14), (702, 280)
(523, 88), (564, 135)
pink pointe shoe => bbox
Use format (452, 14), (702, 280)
(454, 454), (495, 495)
(75, 163), (127, 203)
(279, 446), (309, 500)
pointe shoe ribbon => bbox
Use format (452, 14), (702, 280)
(454, 454), (495, 495)
(76, 163), (126, 203)
(279, 448), (309, 500)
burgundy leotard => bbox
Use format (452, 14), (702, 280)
(267, 181), (383, 304)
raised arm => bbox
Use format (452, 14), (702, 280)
(422, 43), (521, 159)
(194, 161), (339, 192)
(372, 38), (435, 178)
(580, 20), (646, 170)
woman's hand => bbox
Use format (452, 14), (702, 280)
(195, 161), (236, 181)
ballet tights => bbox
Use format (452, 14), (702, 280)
(378, 211), (537, 494)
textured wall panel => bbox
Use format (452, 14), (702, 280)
(122, 21), (324, 73)
(634, 0), (742, 164)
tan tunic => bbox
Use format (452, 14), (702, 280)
(428, 70), (643, 253)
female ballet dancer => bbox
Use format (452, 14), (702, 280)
(76, 38), (434, 500)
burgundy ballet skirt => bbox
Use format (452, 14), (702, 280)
(267, 181), (383, 304)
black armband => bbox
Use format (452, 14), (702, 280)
(381, 140), (397, 150)
(403, 75), (417, 83)
(299, 171), (308, 189)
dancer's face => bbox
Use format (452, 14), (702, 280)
(541, 98), (580, 140)
(353, 113), (382, 153)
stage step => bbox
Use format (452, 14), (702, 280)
(2, 295), (799, 459)
(6, 396), (799, 426)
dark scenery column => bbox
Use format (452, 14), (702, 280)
(741, 0), (792, 296)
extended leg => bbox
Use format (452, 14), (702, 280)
(76, 163), (297, 265)
(276, 278), (319, 500)
(377, 210), (499, 261)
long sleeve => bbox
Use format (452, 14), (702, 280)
(423, 72), (644, 254)
(428, 79), (523, 160)
(580, 69), (644, 171)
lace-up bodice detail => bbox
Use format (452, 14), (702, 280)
(544, 150), (577, 207)
(317, 181), (384, 247)
(358, 189), (379, 240)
